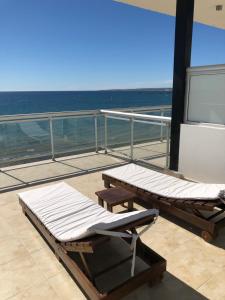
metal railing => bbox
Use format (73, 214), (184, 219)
(101, 109), (171, 168)
(0, 105), (171, 167)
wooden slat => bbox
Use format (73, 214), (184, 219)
(62, 236), (110, 253)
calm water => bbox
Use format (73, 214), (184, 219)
(0, 90), (171, 115)
(0, 90), (172, 166)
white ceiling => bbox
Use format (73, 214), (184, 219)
(115, 0), (225, 30)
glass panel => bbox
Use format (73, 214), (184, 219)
(0, 120), (51, 166)
(163, 109), (172, 117)
(106, 118), (130, 157)
(134, 121), (161, 144)
(104, 114), (169, 163)
(52, 116), (96, 156)
(133, 121), (168, 168)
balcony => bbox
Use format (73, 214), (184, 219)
(0, 105), (225, 300)
(0, 105), (170, 192)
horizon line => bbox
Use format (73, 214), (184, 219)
(0, 87), (172, 93)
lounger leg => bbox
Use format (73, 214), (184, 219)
(79, 252), (93, 281)
(107, 204), (113, 212)
(201, 230), (217, 242)
(98, 197), (104, 207)
(104, 179), (111, 189)
(128, 200), (134, 211)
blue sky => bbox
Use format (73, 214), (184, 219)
(0, 0), (224, 91)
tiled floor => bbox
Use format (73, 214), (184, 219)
(0, 171), (225, 300)
(0, 141), (166, 192)
(0, 153), (125, 192)
(0, 173), (22, 189)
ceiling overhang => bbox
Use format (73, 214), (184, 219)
(115, 0), (225, 30)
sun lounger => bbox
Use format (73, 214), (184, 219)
(18, 182), (166, 300)
(102, 164), (225, 242)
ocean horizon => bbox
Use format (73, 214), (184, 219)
(0, 89), (172, 115)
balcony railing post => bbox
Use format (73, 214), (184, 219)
(160, 110), (164, 142)
(104, 115), (108, 154)
(130, 117), (134, 161)
(49, 117), (55, 160)
(94, 115), (98, 153)
(166, 123), (170, 168)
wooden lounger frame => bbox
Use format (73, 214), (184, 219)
(19, 198), (166, 300)
(102, 174), (225, 242)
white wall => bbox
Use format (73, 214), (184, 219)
(178, 124), (225, 183)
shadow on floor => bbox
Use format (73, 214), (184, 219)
(122, 271), (208, 300)
(67, 262), (207, 300)
(136, 198), (225, 250)
(0, 153), (128, 193)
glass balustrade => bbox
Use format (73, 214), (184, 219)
(0, 105), (171, 168)
(0, 120), (51, 166)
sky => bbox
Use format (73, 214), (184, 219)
(0, 0), (224, 91)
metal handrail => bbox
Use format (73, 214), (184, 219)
(0, 105), (171, 123)
(100, 109), (171, 123)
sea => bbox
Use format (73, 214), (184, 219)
(0, 90), (171, 115)
(0, 89), (172, 166)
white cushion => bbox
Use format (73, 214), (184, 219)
(18, 182), (157, 242)
(103, 164), (225, 200)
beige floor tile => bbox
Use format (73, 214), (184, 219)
(5, 213), (32, 233)
(66, 171), (104, 200)
(48, 271), (86, 300)
(0, 173), (22, 189)
(144, 156), (166, 168)
(0, 201), (21, 220)
(134, 146), (164, 159)
(31, 247), (63, 279)
(186, 235), (225, 267)
(140, 219), (194, 257)
(6, 162), (80, 182)
(147, 142), (167, 153)
(62, 153), (123, 170)
(166, 238), (225, 289)
(118, 147), (159, 159)
(0, 217), (15, 240)
(8, 281), (60, 300)
(18, 227), (47, 253)
(198, 268), (225, 300)
(0, 236), (27, 266)
(0, 190), (18, 206)
(0, 253), (45, 299)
